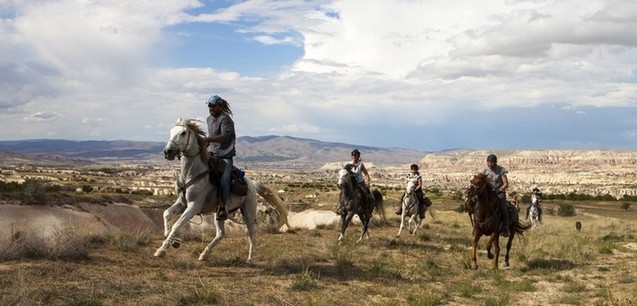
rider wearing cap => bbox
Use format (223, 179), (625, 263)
(481, 154), (511, 237)
(204, 95), (235, 221)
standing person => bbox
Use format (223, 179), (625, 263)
(481, 154), (511, 237)
(204, 95), (235, 221)
(337, 149), (373, 214)
(396, 164), (427, 218)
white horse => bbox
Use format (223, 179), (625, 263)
(396, 180), (426, 237)
(528, 194), (540, 229)
(154, 119), (290, 262)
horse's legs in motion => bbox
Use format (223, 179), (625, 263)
(198, 219), (228, 261)
(338, 212), (355, 242)
(504, 231), (515, 267)
(410, 214), (422, 235)
(357, 213), (369, 243)
(490, 234), (501, 270)
(396, 209), (407, 237)
(162, 200), (185, 237)
(155, 204), (198, 257)
(471, 234), (480, 270)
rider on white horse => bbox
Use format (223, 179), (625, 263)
(526, 187), (543, 222)
(204, 95), (235, 221)
(396, 164), (427, 219)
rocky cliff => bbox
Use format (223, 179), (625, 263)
(393, 150), (637, 199)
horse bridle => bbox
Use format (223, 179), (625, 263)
(170, 123), (209, 201)
(169, 123), (200, 159)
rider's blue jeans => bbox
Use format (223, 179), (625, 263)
(216, 157), (233, 206)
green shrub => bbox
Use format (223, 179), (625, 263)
(21, 178), (49, 205)
(558, 203), (576, 217)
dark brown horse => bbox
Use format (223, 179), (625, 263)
(465, 172), (531, 269)
(336, 167), (385, 242)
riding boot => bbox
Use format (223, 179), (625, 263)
(216, 204), (228, 221)
(500, 200), (510, 237)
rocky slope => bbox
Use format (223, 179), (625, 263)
(379, 150), (637, 199)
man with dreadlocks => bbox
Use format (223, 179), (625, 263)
(204, 95), (236, 221)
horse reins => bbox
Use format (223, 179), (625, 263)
(172, 123), (210, 203)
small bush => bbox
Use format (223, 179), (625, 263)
(621, 202), (631, 211)
(21, 178), (49, 205)
(81, 185), (94, 193)
(0, 223), (92, 261)
(558, 203), (576, 217)
(290, 267), (318, 291)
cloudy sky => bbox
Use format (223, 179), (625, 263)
(1, 0), (636, 151)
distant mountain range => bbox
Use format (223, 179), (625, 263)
(0, 136), (427, 168)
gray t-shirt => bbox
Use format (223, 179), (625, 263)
(206, 113), (236, 157)
(481, 165), (508, 190)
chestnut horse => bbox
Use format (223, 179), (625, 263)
(465, 172), (531, 269)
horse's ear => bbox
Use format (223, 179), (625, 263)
(176, 118), (183, 124)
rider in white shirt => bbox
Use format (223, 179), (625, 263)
(396, 164), (427, 218)
(336, 149), (374, 214)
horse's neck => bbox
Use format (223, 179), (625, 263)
(475, 191), (495, 216)
(179, 154), (208, 180)
(404, 192), (416, 206)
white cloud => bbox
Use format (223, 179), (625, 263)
(23, 111), (59, 122)
(269, 123), (320, 134)
(0, 0), (636, 149)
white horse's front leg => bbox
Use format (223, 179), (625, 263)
(199, 219), (226, 261)
(154, 204), (198, 257)
(396, 210), (406, 237)
(163, 200), (185, 237)
(412, 215), (423, 235)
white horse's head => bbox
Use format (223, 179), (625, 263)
(406, 180), (416, 194)
(164, 119), (200, 160)
(531, 194), (538, 205)
(337, 168), (350, 188)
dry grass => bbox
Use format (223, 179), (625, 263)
(1, 196), (636, 305)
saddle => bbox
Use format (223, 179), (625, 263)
(207, 158), (248, 196)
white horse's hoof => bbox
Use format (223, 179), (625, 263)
(198, 253), (208, 261)
(154, 249), (166, 257)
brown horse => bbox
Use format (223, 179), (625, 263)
(465, 172), (531, 270)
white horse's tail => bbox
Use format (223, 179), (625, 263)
(254, 181), (291, 229)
